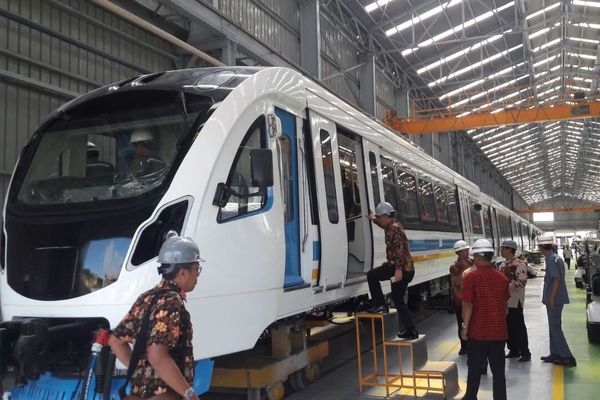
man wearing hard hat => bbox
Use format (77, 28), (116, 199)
(129, 128), (166, 176)
(461, 239), (510, 400)
(109, 235), (203, 400)
(538, 236), (576, 367)
(449, 240), (473, 355)
(367, 202), (418, 340)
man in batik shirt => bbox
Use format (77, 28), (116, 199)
(110, 236), (203, 400)
(450, 240), (473, 355)
(367, 201), (418, 340)
(498, 240), (531, 362)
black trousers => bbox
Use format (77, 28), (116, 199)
(367, 263), (416, 332)
(506, 304), (530, 356)
(464, 340), (506, 400)
(564, 258), (570, 269)
(454, 306), (467, 351)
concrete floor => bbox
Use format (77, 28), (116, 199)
(206, 262), (598, 400)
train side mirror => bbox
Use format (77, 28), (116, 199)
(250, 149), (273, 188)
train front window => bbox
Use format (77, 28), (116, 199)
(16, 90), (211, 206)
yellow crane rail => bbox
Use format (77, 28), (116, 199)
(384, 100), (600, 134)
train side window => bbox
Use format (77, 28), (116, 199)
(338, 132), (362, 219)
(396, 168), (419, 222)
(434, 185), (449, 225)
(218, 116), (268, 222)
(470, 201), (483, 234)
(320, 130), (339, 223)
(417, 179), (435, 222)
(447, 190), (460, 231)
(368, 152), (381, 206)
(381, 156), (398, 211)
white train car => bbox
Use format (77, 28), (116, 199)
(0, 67), (536, 397)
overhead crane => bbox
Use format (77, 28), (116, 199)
(383, 99), (600, 134)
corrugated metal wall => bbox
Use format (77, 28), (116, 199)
(375, 68), (395, 121)
(0, 0), (177, 220)
(219, 0), (300, 65)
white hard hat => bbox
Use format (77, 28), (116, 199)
(470, 238), (494, 254)
(375, 202), (395, 216)
(130, 129), (153, 144)
(453, 240), (470, 253)
(537, 236), (555, 245)
(157, 235), (204, 275)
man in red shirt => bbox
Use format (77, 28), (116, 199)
(461, 239), (510, 400)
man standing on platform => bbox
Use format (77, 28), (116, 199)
(449, 240), (472, 355)
(461, 239), (510, 400)
(499, 240), (531, 362)
(539, 236), (577, 367)
(367, 202), (418, 340)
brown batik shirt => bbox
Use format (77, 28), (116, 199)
(385, 219), (413, 271)
(449, 258), (473, 308)
(113, 279), (194, 398)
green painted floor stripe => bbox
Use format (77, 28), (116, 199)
(562, 268), (600, 400)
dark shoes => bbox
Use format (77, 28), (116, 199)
(398, 330), (419, 340)
(369, 305), (389, 314)
(505, 351), (520, 358)
(541, 354), (559, 363)
(458, 347), (467, 356)
(518, 354), (531, 362)
(553, 357), (577, 367)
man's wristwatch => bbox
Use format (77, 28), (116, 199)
(183, 387), (196, 400)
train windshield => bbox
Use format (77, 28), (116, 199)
(16, 90), (211, 206)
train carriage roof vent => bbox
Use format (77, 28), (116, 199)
(108, 76), (139, 91)
(131, 72), (166, 87)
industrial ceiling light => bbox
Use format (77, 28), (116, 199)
(573, 0), (600, 8)
(401, 1), (514, 56)
(575, 22), (600, 29)
(365, 0), (394, 13)
(569, 36), (600, 44)
(385, 0), (463, 36)
(526, 2), (561, 20)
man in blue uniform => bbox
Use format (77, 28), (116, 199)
(538, 236), (576, 367)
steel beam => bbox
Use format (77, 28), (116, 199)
(359, 54), (376, 116)
(300, 0), (321, 80)
(0, 69), (79, 99)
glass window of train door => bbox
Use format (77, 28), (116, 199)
(218, 116), (268, 222)
(433, 185), (449, 227)
(483, 206), (493, 240)
(380, 156), (398, 211)
(470, 200), (483, 234)
(368, 152), (381, 206)
(396, 168), (419, 223)
(417, 178), (435, 223)
(447, 189), (460, 232)
(338, 132), (362, 220)
(320, 130), (339, 223)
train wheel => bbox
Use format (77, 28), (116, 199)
(265, 382), (285, 400)
(247, 388), (265, 400)
(304, 363), (321, 383)
(289, 370), (306, 391)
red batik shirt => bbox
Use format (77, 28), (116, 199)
(385, 219), (413, 271)
(461, 264), (510, 341)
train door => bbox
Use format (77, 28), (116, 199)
(275, 108), (304, 288)
(457, 189), (472, 243)
(363, 142), (385, 266)
(309, 111), (347, 289)
(337, 130), (372, 279)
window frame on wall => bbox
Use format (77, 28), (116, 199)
(217, 115), (269, 223)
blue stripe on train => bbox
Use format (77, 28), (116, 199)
(408, 239), (459, 252)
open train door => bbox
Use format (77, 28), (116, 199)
(308, 111), (348, 290)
